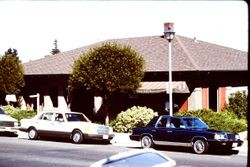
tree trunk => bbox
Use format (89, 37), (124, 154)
(105, 111), (109, 126)
(0, 91), (7, 105)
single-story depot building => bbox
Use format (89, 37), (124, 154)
(21, 35), (247, 121)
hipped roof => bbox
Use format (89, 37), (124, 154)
(23, 35), (247, 75)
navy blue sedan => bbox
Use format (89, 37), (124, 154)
(130, 115), (243, 154)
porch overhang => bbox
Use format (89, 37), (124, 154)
(137, 81), (190, 94)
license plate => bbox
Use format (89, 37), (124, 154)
(103, 135), (109, 139)
(232, 143), (238, 147)
(6, 127), (11, 131)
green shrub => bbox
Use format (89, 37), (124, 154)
(175, 109), (247, 133)
(110, 106), (158, 133)
(1, 105), (36, 122)
(226, 91), (248, 119)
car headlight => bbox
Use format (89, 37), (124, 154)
(14, 121), (19, 127)
(235, 134), (240, 140)
(214, 133), (227, 140)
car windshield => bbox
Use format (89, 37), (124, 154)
(0, 108), (5, 114)
(65, 113), (89, 122)
(182, 118), (208, 129)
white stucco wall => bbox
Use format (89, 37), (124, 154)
(188, 88), (202, 110)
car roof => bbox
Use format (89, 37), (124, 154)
(38, 111), (91, 122)
(42, 111), (83, 114)
(90, 149), (176, 167)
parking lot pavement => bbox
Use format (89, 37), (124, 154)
(111, 132), (140, 147)
(235, 140), (248, 155)
(235, 131), (248, 155)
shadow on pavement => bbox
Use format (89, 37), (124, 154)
(0, 132), (18, 137)
(127, 145), (240, 156)
(26, 136), (112, 145)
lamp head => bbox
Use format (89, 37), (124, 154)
(164, 22), (175, 41)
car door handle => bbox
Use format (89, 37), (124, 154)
(152, 130), (156, 132)
(167, 130), (172, 132)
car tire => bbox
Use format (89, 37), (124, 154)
(72, 130), (83, 144)
(193, 139), (208, 154)
(141, 136), (154, 148)
(28, 128), (38, 140)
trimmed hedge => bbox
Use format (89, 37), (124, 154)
(110, 106), (158, 133)
(175, 109), (247, 133)
(1, 105), (36, 122)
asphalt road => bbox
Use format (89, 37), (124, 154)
(0, 134), (248, 167)
(0, 135), (128, 167)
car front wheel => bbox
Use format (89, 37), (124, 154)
(141, 136), (154, 148)
(28, 128), (38, 140)
(193, 139), (208, 154)
(72, 130), (83, 144)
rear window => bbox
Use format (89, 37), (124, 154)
(39, 113), (54, 121)
(146, 117), (159, 127)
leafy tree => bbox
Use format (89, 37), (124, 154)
(69, 42), (145, 125)
(0, 48), (25, 105)
(51, 39), (60, 55)
(5, 48), (18, 57)
(226, 91), (248, 119)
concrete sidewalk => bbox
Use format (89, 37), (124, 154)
(235, 139), (248, 155)
(236, 131), (248, 155)
(111, 132), (248, 155)
(111, 132), (140, 147)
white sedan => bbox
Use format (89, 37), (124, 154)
(0, 108), (19, 134)
(19, 111), (114, 144)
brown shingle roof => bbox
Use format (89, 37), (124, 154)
(23, 35), (247, 75)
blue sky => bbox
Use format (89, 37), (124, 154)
(0, 0), (248, 63)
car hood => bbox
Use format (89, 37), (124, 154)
(84, 122), (112, 130)
(0, 114), (17, 122)
(194, 128), (236, 135)
(206, 128), (236, 135)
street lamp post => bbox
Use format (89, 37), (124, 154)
(164, 22), (175, 116)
